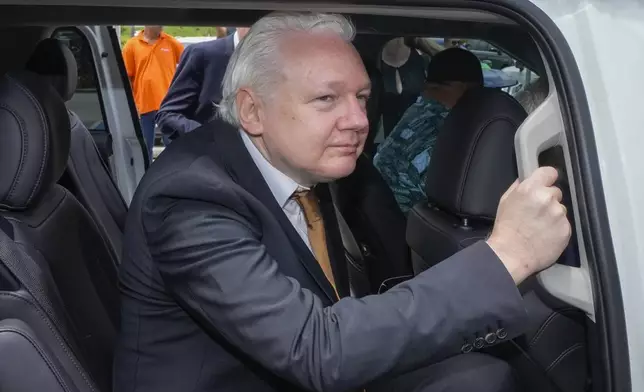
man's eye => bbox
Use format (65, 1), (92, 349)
(316, 95), (336, 102)
(357, 94), (370, 103)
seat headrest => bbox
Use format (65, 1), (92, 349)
(24, 38), (78, 102)
(424, 87), (527, 220)
(0, 71), (71, 211)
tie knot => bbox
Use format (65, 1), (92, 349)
(292, 188), (311, 201)
(292, 189), (320, 225)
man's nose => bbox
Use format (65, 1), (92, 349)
(339, 97), (369, 131)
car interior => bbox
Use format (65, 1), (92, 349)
(0, 3), (625, 392)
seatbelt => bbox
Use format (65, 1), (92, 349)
(0, 216), (96, 391)
(327, 185), (371, 297)
(328, 184), (414, 295)
(0, 218), (59, 326)
(328, 185), (364, 264)
(334, 206), (366, 272)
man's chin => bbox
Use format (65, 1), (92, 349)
(316, 161), (358, 182)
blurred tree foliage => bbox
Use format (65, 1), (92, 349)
(119, 26), (226, 46)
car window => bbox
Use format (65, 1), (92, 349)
(417, 37), (540, 97)
(52, 27), (110, 134)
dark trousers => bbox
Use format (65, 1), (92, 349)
(370, 353), (517, 392)
(140, 110), (157, 162)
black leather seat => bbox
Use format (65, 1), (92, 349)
(25, 38), (127, 260)
(0, 217), (98, 392)
(406, 87), (588, 392)
(0, 319), (94, 392)
(333, 154), (413, 294)
(407, 87), (525, 272)
(0, 71), (119, 391)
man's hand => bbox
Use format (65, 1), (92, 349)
(486, 166), (572, 284)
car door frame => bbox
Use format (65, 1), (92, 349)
(472, 2), (631, 391)
(76, 25), (148, 204)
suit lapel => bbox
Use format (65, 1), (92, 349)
(316, 185), (351, 298)
(210, 123), (339, 302)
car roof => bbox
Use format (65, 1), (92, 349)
(0, 1), (545, 74)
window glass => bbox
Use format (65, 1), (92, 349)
(412, 37), (541, 97)
(52, 27), (109, 133)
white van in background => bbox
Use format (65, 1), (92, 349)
(176, 35), (217, 48)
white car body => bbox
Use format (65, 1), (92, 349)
(176, 35), (217, 47)
(531, 1), (644, 388)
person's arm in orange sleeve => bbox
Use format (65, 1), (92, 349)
(121, 40), (136, 86)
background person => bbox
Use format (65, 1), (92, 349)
(122, 25), (183, 160)
(155, 27), (250, 144)
(373, 47), (485, 213)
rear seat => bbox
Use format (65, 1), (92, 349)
(0, 319), (94, 392)
(0, 71), (119, 391)
(24, 38), (128, 260)
(406, 87), (588, 392)
(0, 216), (98, 391)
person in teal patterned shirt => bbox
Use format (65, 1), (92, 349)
(373, 48), (486, 213)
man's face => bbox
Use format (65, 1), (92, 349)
(145, 26), (163, 37)
(240, 32), (370, 185)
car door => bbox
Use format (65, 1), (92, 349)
(59, 25), (147, 204)
(508, 1), (640, 390)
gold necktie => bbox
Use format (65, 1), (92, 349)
(292, 190), (339, 299)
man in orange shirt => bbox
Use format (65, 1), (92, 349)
(122, 26), (183, 161)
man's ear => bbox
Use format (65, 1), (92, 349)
(237, 88), (263, 136)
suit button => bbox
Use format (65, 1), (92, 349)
(461, 343), (473, 354)
(485, 332), (497, 345)
(496, 328), (508, 340)
(474, 337), (485, 349)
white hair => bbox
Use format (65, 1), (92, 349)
(218, 12), (356, 127)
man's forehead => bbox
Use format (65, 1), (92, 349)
(279, 31), (355, 62)
(279, 33), (369, 88)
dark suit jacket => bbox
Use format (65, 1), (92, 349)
(113, 121), (529, 392)
(155, 34), (234, 141)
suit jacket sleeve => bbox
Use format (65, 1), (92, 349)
(155, 44), (204, 140)
(144, 197), (528, 392)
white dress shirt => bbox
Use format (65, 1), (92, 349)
(240, 131), (312, 251)
(233, 30), (240, 48)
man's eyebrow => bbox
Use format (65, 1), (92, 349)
(360, 82), (372, 92)
(324, 80), (372, 91)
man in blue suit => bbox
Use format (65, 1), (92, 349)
(155, 27), (249, 143)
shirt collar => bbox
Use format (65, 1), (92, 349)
(240, 130), (307, 208)
(233, 31), (240, 48)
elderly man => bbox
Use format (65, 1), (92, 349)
(114, 12), (571, 392)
